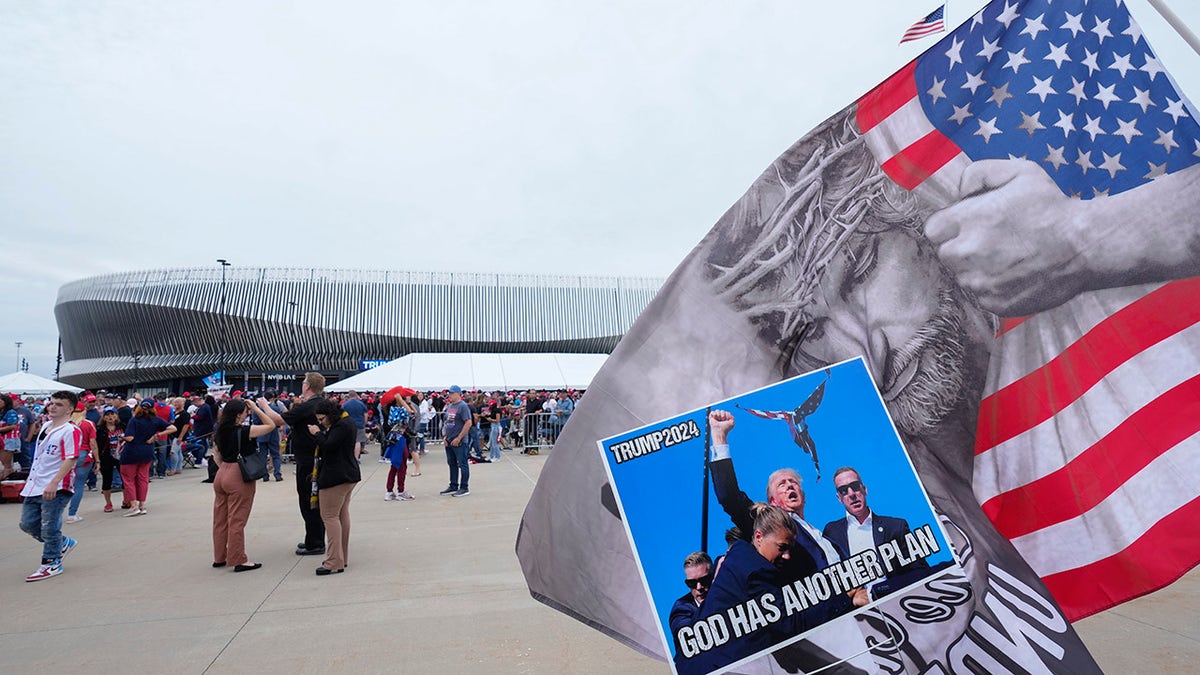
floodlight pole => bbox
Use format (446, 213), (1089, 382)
(217, 259), (231, 385)
(1147, 0), (1200, 56)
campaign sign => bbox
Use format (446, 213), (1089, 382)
(597, 357), (959, 675)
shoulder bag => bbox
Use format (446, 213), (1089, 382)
(236, 428), (269, 482)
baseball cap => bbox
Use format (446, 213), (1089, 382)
(448, 385), (463, 393)
(139, 400), (155, 410)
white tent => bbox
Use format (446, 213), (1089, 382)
(326, 353), (609, 392)
(0, 371), (83, 397)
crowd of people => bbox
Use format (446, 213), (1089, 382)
(2, 378), (582, 582)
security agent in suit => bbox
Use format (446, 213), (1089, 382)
(670, 551), (713, 669)
(821, 467), (930, 600)
(679, 505), (812, 675)
(706, 410), (864, 616)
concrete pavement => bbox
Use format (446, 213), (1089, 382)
(0, 446), (1195, 673)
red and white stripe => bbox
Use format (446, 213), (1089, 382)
(900, 19), (945, 44)
(857, 67), (1200, 621)
(856, 62), (970, 210)
(741, 407), (790, 421)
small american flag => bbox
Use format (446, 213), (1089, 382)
(901, 5), (946, 44)
(860, 0), (1200, 621)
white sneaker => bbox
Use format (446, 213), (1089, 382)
(26, 562), (63, 582)
(396, 491), (415, 501)
(378, 457), (388, 464)
(65, 515), (83, 524)
(384, 492), (395, 501)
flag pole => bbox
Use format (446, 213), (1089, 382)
(1146, 0), (1200, 57)
(701, 406), (711, 553)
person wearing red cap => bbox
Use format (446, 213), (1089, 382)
(65, 403), (98, 523)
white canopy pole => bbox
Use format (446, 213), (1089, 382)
(1146, 0), (1200, 57)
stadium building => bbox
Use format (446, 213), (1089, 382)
(54, 267), (662, 392)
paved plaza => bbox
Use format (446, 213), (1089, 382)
(0, 446), (1195, 674)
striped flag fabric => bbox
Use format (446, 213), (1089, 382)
(900, 5), (946, 44)
(859, 0), (1200, 620)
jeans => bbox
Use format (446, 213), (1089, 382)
(488, 425), (502, 461)
(68, 463), (95, 516)
(20, 491), (71, 562)
(258, 433), (283, 480)
(467, 426), (482, 458)
(168, 440), (183, 472)
(417, 422), (427, 453)
(191, 437), (209, 466)
(154, 439), (171, 477)
(445, 440), (469, 491)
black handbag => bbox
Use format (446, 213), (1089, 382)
(236, 430), (268, 482)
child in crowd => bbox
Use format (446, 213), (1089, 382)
(383, 428), (413, 501)
(18, 390), (81, 582)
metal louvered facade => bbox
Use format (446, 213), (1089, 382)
(54, 267), (662, 389)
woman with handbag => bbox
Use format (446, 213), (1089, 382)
(211, 397), (284, 572)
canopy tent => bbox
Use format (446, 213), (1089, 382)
(325, 353), (609, 393)
(0, 371), (83, 397)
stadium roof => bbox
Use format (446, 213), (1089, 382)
(324, 353), (608, 392)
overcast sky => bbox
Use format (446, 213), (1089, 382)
(3, 0), (1198, 377)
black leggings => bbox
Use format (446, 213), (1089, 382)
(100, 453), (119, 490)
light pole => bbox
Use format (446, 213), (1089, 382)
(132, 350), (142, 394)
(217, 259), (231, 385)
(288, 299), (298, 378)
(14, 341), (22, 372)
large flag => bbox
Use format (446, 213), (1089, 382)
(518, 0), (1198, 672)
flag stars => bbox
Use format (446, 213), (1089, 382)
(1044, 42), (1071, 68)
(1076, 149), (1095, 174)
(963, 71), (986, 95)
(1029, 76), (1057, 102)
(1053, 110), (1076, 136)
(1110, 53), (1135, 77)
(1093, 187), (1110, 198)
(989, 82), (1014, 107)
(1144, 161), (1168, 180)
(1062, 12), (1085, 37)
(1099, 151), (1126, 178)
(1081, 49), (1100, 76)
(1141, 54), (1164, 80)
(1083, 115), (1106, 141)
(1113, 118), (1142, 143)
(1153, 128), (1178, 153)
(1093, 82), (1121, 109)
(1044, 144), (1068, 171)
(1091, 17), (1113, 44)
(996, 1), (1020, 28)
(927, 77), (948, 104)
(1021, 13), (1048, 39)
(1129, 87), (1154, 113)
(1193, 140), (1200, 159)
(1018, 111), (1047, 136)
(1164, 97), (1189, 123)
(1067, 77), (1088, 104)
(975, 117), (1002, 143)
(948, 103), (973, 125)
(978, 37), (1001, 60)
(1122, 17), (1144, 44)
(946, 38), (965, 68)
(1004, 48), (1032, 74)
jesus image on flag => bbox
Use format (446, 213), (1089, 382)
(518, 0), (1200, 673)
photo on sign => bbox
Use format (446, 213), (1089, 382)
(597, 357), (959, 675)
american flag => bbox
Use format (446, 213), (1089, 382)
(860, 0), (1200, 620)
(901, 5), (946, 44)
